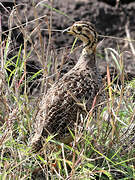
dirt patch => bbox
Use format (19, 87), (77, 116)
(1, 0), (135, 78)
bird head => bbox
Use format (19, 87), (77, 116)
(63, 21), (98, 53)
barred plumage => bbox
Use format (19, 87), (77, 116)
(30, 21), (104, 151)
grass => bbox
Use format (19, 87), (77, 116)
(0, 1), (135, 179)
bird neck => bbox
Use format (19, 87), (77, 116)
(77, 45), (96, 68)
(82, 40), (97, 54)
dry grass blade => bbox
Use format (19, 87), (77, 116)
(125, 21), (135, 56)
(0, 1), (135, 179)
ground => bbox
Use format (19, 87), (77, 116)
(1, 0), (135, 77)
(1, 1), (135, 179)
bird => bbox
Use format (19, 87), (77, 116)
(30, 21), (104, 151)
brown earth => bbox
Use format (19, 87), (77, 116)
(1, 0), (135, 89)
(0, 1), (135, 178)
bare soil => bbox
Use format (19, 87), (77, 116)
(1, 0), (135, 81)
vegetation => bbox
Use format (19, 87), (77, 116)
(0, 2), (135, 179)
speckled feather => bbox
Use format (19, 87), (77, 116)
(30, 21), (104, 151)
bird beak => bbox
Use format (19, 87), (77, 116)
(62, 27), (72, 34)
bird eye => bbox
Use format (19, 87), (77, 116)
(76, 26), (82, 32)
